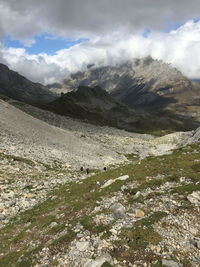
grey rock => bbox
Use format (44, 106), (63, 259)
(101, 175), (129, 189)
(197, 241), (200, 249)
(0, 213), (5, 220)
(187, 191), (200, 205)
(110, 202), (126, 219)
(188, 127), (200, 143)
(132, 191), (141, 199)
(162, 259), (181, 267)
(123, 223), (132, 228)
(189, 239), (196, 247)
(49, 222), (58, 228)
(38, 181), (44, 186)
(192, 256), (200, 264)
(9, 199), (16, 207)
(76, 241), (90, 252)
(190, 238), (200, 249)
(84, 253), (113, 267)
(121, 185), (128, 191)
(51, 196), (57, 200)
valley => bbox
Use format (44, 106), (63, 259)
(0, 60), (200, 267)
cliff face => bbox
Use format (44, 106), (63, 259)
(0, 63), (56, 104)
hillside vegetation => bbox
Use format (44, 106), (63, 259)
(0, 142), (200, 266)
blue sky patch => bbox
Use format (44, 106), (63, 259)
(142, 28), (151, 38)
(165, 22), (184, 33)
(4, 34), (89, 55)
(165, 18), (200, 33)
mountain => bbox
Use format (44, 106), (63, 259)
(58, 56), (200, 110)
(44, 85), (199, 134)
(0, 63), (56, 104)
(0, 61), (199, 134)
(47, 85), (144, 132)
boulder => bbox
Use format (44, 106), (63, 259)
(84, 253), (113, 267)
(187, 191), (200, 205)
(110, 202), (126, 219)
(162, 259), (181, 267)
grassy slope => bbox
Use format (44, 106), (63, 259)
(0, 143), (199, 266)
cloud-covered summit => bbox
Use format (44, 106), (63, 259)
(0, 0), (200, 84)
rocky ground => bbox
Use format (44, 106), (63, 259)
(1, 98), (199, 169)
(0, 140), (200, 266)
(0, 99), (200, 266)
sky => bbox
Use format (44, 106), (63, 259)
(0, 0), (200, 84)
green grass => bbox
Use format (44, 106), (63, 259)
(0, 153), (35, 167)
(170, 183), (200, 195)
(49, 223), (66, 234)
(51, 229), (76, 246)
(135, 211), (167, 228)
(0, 142), (199, 265)
(101, 262), (113, 267)
(119, 211), (167, 250)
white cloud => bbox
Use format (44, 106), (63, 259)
(0, 0), (200, 42)
(0, 0), (200, 83)
(0, 20), (200, 84)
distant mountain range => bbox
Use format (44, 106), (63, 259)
(0, 57), (199, 134)
(47, 85), (165, 132)
(54, 56), (199, 110)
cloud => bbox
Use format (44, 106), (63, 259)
(1, 20), (200, 84)
(0, 0), (200, 42)
(0, 1), (200, 84)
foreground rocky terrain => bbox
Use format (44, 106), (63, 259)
(0, 134), (200, 266)
(0, 97), (200, 266)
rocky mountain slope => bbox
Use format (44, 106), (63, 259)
(0, 63), (56, 104)
(0, 62), (199, 134)
(1, 96), (200, 169)
(58, 57), (200, 112)
(0, 99), (200, 266)
(46, 85), (160, 133)
(46, 85), (200, 134)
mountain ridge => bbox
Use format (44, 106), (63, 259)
(0, 63), (57, 104)
(55, 57), (199, 111)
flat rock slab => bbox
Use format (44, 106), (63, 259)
(84, 253), (113, 267)
(101, 175), (129, 189)
(76, 241), (90, 252)
(162, 259), (182, 267)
